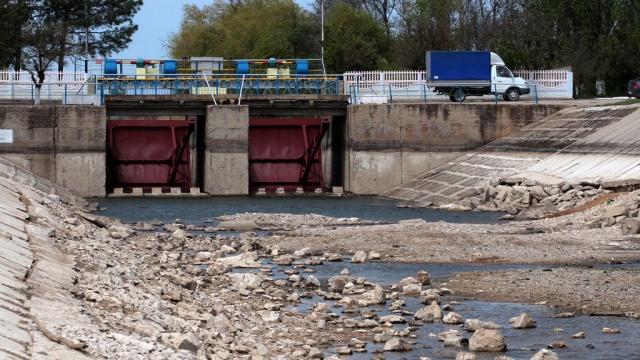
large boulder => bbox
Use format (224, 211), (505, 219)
(415, 301), (442, 322)
(468, 329), (507, 352)
(383, 338), (413, 352)
(510, 313), (537, 329)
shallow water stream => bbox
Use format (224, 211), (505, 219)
(93, 196), (640, 359)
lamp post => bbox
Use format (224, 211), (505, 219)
(321, 0), (326, 75)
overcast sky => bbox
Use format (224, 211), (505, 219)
(113, 0), (313, 60)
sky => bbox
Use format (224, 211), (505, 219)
(113, 0), (312, 60)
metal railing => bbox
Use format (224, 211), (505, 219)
(0, 72), (343, 105)
(349, 83), (539, 104)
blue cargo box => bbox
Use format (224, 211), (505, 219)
(426, 51), (491, 81)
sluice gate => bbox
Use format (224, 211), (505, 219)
(249, 117), (329, 191)
(106, 119), (194, 192)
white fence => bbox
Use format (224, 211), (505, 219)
(513, 70), (573, 99)
(344, 69), (574, 103)
(0, 71), (90, 102)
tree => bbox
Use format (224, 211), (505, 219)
(324, 3), (390, 73)
(394, 0), (459, 70)
(44, 0), (142, 72)
(21, 3), (64, 104)
(166, 0), (319, 60)
(0, 0), (30, 70)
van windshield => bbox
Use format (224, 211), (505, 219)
(497, 66), (514, 78)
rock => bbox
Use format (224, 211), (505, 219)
(379, 315), (407, 324)
(495, 356), (514, 360)
(368, 251), (381, 260)
(415, 301), (442, 322)
(216, 220), (260, 230)
(308, 347), (324, 358)
(294, 247), (312, 256)
(205, 262), (231, 275)
(602, 327), (620, 334)
(402, 283), (422, 295)
(468, 329), (506, 352)
(571, 331), (586, 338)
(220, 244), (237, 254)
(510, 313), (536, 329)
(547, 341), (568, 349)
(374, 330), (395, 343)
(438, 329), (464, 342)
(455, 352), (476, 360)
(351, 250), (367, 263)
(383, 337), (413, 352)
(531, 349), (560, 360)
(336, 347), (352, 355)
(216, 252), (262, 268)
(465, 319), (502, 332)
(399, 218), (426, 224)
(443, 312), (464, 324)
(228, 273), (262, 289)
(171, 332), (199, 354)
(444, 336), (469, 349)
(417, 270), (432, 285)
(620, 218), (640, 235)
(604, 206), (628, 218)
(305, 274), (321, 287)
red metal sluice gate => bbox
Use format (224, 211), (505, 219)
(107, 119), (194, 192)
(249, 117), (329, 192)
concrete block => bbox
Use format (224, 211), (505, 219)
(151, 187), (162, 195)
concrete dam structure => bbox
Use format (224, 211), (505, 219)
(383, 105), (640, 204)
(0, 98), (569, 197)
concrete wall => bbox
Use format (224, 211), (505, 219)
(346, 103), (566, 195)
(0, 106), (106, 197)
(204, 106), (249, 195)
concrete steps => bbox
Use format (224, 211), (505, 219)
(383, 106), (640, 204)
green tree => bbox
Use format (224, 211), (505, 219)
(324, 3), (390, 73)
(0, 0), (30, 70)
(167, 0), (319, 60)
(21, 3), (64, 104)
(45, 0), (142, 72)
(394, 0), (459, 70)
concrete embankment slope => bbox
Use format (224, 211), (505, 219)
(0, 177), (33, 359)
(0, 157), (89, 359)
(382, 105), (640, 204)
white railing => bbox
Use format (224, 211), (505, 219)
(345, 69), (573, 101)
(0, 71), (87, 84)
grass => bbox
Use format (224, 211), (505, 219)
(601, 98), (640, 106)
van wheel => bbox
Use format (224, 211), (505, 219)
(506, 88), (520, 101)
(451, 89), (466, 103)
(503, 94), (509, 101)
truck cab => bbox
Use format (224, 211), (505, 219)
(491, 53), (530, 101)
